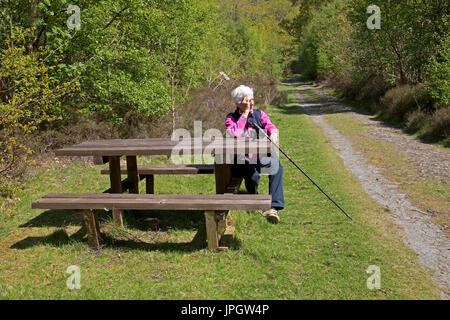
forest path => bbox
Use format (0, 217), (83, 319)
(286, 78), (450, 299)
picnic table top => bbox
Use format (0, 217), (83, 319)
(55, 138), (272, 157)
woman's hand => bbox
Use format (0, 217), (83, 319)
(239, 95), (254, 117)
(270, 132), (279, 145)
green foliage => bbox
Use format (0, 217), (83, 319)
(282, 0), (333, 40)
(1, 0), (297, 125)
(0, 0), (299, 196)
(295, 0), (449, 140)
(424, 38), (450, 107)
(348, 0), (449, 86)
(218, 0), (298, 79)
(0, 43), (74, 195)
(298, 0), (353, 79)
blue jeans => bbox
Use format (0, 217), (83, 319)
(232, 153), (284, 210)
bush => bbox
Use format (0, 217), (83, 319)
(423, 107), (450, 142)
(380, 84), (432, 120)
(35, 117), (119, 155)
(406, 110), (429, 132)
(351, 75), (389, 104)
(149, 76), (287, 137)
(0, 44), (74, 196)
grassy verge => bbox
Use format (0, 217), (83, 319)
(0, 85), (440, 299)
(320, 86), (450, 148)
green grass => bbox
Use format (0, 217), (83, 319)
(0, 85), (440, 299)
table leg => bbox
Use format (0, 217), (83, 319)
(213, 162), (238, 251)
(204, 211), (219, 251)
(82, 209), (101, 249)
(146, 175), (154, 194)
(109, 156), (123, 227)
(214, 163), (232, 194)
(126, 156), (139, 194)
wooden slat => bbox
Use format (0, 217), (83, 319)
(32, 198), (271, 211)
(100, 164), (215, 175)
(74, 138), (250, 147)
(55, 139), (271, 157)
(77, 138), (203, 147)
(32, 194), (271, 211)
(41, 193), (271, 200)
(55, 146), (271, 157)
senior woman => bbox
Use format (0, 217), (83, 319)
(225, 85), (284, 223)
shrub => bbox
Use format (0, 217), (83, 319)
(352, 75), (389, 104)
(405, 110), (429, 132)
(149, 76), (287, 137)
(380, 84), (432, 120)
(422, 107), (450, 142)
(0, 45), (74, 196)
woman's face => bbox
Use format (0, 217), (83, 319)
(238, 94), (254, 112)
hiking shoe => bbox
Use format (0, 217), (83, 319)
(261, 208), (280, 224)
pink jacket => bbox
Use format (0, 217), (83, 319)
(225, 109), (278, 139)
(225, 109), (278, 162)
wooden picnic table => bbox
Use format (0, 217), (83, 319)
(54, 137), (272, 229)
(55, 137), (272, 193)
(31, 138), (273, 250)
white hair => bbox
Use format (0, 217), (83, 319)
(231, 85), (254, 104)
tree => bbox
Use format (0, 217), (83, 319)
(150, 0), (215, 131)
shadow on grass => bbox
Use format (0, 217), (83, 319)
(13, 209), (242, 252)
(20, 209), (84, 228)
(11, 229), (73, 249)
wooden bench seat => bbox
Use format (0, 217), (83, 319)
(100, 164), (215, 194)
(32, 193), (270, 211)
(100, 164), (215, 175)
(32, 193), (271, 251)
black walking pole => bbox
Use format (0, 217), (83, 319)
(248, 119), (353, 221)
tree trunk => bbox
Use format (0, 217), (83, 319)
(27, 0), (37, 53)
(171, 75), (175, 133)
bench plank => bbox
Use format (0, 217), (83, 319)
(32, 198), (270, 211)
(41, 193), (269, 200)
(100, 164), (215, 175)
(55, 140), (272, 157)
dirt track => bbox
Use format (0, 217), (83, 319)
(289, 79), (450, 299)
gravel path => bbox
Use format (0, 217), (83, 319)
(291, 80), (450, 299)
